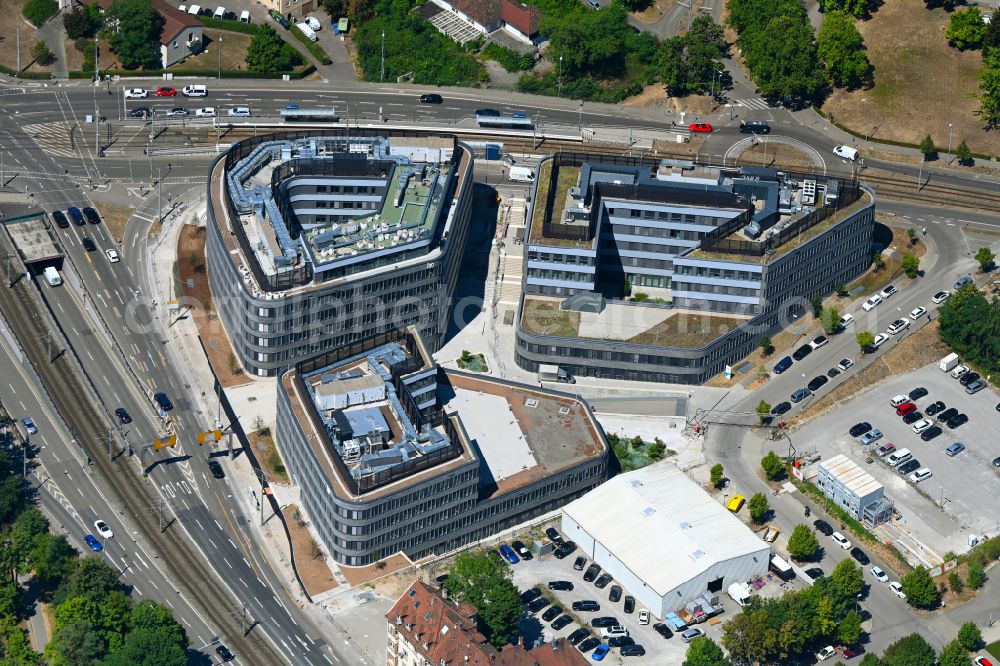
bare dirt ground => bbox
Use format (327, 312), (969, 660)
(176, 224), (251, 389)
(0, 0), (50, 73)
(172, 31), (251, 72)
(821, 0), (997, 156)
(632, 0), (674, 23)
(282, 505), (339, 598)
(623, 85), (715, 115)
(340, 552), (412, 589)
(735, 142), (816, 170)
(92, 201), (132, 244)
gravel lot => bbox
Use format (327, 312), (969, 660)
(791, 361), (1000, 562)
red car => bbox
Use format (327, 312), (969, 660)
(689, 123), (713, 133)
(841, 646), (866, 659)
(895, 402), (916, 416)
(155, 87), (177, 97)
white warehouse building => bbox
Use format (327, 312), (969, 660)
(560, 465), (770, 620)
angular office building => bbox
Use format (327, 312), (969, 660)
(276, 327), (609, 566)
(515, 155), (876, 384)
(206, 132), (474, 376)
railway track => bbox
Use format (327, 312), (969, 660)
(0, 276), (284, 666)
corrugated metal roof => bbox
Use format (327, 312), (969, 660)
(562, 465), (769, 597)
(820, 454), (883, 496)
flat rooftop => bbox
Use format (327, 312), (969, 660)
(520, 296), (750, 349)
(5, 213), (61, 264)
(282, 330), (606, 501)
(443, 372), (606, 496)
(688, 189), (873, 265)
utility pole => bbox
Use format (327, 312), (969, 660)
(917, 156), (923, 192)
(947, 122), (954, 165)
(218, 34), (223, 80)
(157, 168), (162, 224)
(380, 31), (385, 82)
(557, 55), (562, 99)
(16, 24), (20, 78)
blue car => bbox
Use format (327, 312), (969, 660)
(592, 644), (610, 661)
(499, 544), (519, 564)
(285, 104), (299, 110)
(21, 417), (37, 435)
(84, 534), (103, 552)
(67, 207), (85, 226)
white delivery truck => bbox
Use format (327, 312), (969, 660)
(537, 364), (574, 384)
(509, 166), (536, 183)
(296, 22), (318, 41)
(727, 582), (752, 607)
(939, 353), (959, 372)
(43, 266), (62, 286)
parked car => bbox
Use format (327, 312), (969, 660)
(828, 367), (841, 378)
(908, 387), (929, 401)
(681, 628), (705, 643)
(792, 344), (813, 361)
(591, 617), (619, 628)
(946, 414), (968, 429)
(838, 358), (854, 371)
(546, 527), (564, 545)
(875, 442), (896, 457)
(889, 581), (907, 599)
(849, 422), (872, 437)
(512, 540), (532, 560)
(817, 646), (837, 662)
(839, 313), (855, 329)
(551, 615), (572, 631)
(623, 596), (635, 614)
(909, 467), (933, 483)
(902, 411), (923, 425)
(955, 275), (974, 290)
(304, 15), (322, 30)
(807, 375), (829, 392)
(887, 318), (910, 335)
(584, 564), (601, 582)
(850, 547), (870, 565)
(813, 519), (834, 536)
(946, 442), (966, 457)
(810, 335), (828, 349)
(940, 407), (959, 421)
(592, 644), (610, 661)
(548, 580), (573, 591)
(959, 372), (981, 387)
(926, 400), (946, 416)
(895, 402), (916, 417)
(773, 356), (793, 374)
(499, 544), (519, 564)
(637, 609), (649, 625)
(620, 645), (646, 657)
(527, 597), (550, 614)
(791, 388), (812, 403)
(594, 573), (613, 589)
(653, 623), (672, 639)
(520, 588), (542, 604)
(910, 306), (927, 319)
(567, 628), (590, 645)
(805, 567), (825, 581)
(871, 566), (889, 583)
(921, 425), (943, 441)
(880, 284), (898, 299)
(897, 459), (921, 475)
(842, 646), (866, 659)
(932, 291), (951, 304)
(577, 637), (600, 653)
(966, 380), (987, 394)
(553, 541), (576, 559)
(831, 532), (852, 550)
(872, 333), (890, 348)
(859, 429), (883, 446)
(771, 401), (792, 416)
(862, 295), (882, 311)
(572, 600), (600, 612)
(573, 556), (587, 571)
(608, 585), (622, 603)
(911, 419), (933, 434)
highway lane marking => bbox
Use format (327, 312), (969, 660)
(239, 578), (248, 588)
(280, 639), (292, 654)
(224, 558), (232, 568)
(149, 579), (159, 590)
(207, 537), (217, 549)
(135, 586), (143, 596)
(214, 519), (223, 530)
(103, 375), (110, 386)
(57, 301), (65, 313)
(322, 654), (333, 664)
(87, 350), (94, 361)
(218, 497), (258, 576)
(228, 538), (236, 548)
(136, 554), (149, 569)
(195, 518), (204, 530)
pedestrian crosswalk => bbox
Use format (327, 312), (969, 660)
(22, 121), (78, 158)
(733, 97), (772, 111)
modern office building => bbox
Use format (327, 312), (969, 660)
(206, 132), (474, 376)
(561, 465), (770, 620)
(276, 327), (609, 566)
(386, 582), (587, 666)
(514, 155), (876, 384)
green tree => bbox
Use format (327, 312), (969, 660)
(820, 306), (841, 334)
(101, 627), (186, 666)
(820, 0), (874, 19)
(720, 609), (776, 665)
(129, 600), (187, 652)
(620, 0), (653, 9)
(985, 10), (1000, 54)
(946, 8), (987, 50)
(756, 400), (772, 424)
(967, 561), (985, 589)
(46, 621), (105, 666)
(759, 335), (774, 355)
(22, 0), (58, 26)
(955, 139), (974, 165)
(975, 246), (995, 272)
(938, 640), (971, 666)
(859, 655), (883, 666)
(908, 227), (918, 244)
(811, 294), (823, 318)
(873, 251), (886, 271)
(787, 523), (819, 560)
(856, 330), (875, 352)
(54, 557), (122, 608)
(830, 558), (865, 604)
(63, 5), (101, 39)
(902, 254), (920, 279)
(444, 552), (521, 648)
(246, 24), (302, 73)
(541, 3), (634, 79)
(30, 534), (77, 584)
(949, 571), (964, 593)
(744, 13), (825, 102)
(710, 463), (724, 488)
(31, 40), (53, 66)
(647, 441), (667, 459)
(2, 626), (40, 665)
(900, 567), (940, 608)
(817, 11), (871, 89)
(837, 610), (863, 646)
(54, 597), (101, 632)
(835, 281), (847, 296)
(104, 0), (163, 69)
(8, 506), (51, 583)
(761, 451), (785, 480)
(957, 622), (983, 650)
(919, 135), (937, 160)
(747, 492), (770, 524)
(684, 635), (732, 666)
(882, 633), (936, 666)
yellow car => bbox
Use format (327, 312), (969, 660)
(726, 495), (745, 512)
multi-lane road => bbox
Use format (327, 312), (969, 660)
(4, 71), (1000, 662)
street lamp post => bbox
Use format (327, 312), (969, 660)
(947, 122), (954, 164)
(380, 31), (385, 83)
(218, 34), (223, 79)
(558, 55), (562, 99)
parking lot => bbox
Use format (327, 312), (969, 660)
(792, 361), (1000, 561)
(504, 540), (739, 663)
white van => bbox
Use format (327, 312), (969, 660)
(295, 22), (318, 41)
(195, 107), (216, 117)
(509, 166), (535, 183)
(213, 5), (224, 18)
(43, 266), (62, 286)
(227, 106), (251, 117)
(886, 448), (912, 467)
(187, 4), (200, 14)
(239, 10), (250, 22)
(183, 84), (207, 97)
(833, 145), (859, 161)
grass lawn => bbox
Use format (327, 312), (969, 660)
(521, 298), (581, 337)
(528, 164), (585, 248)
(1, 0), (48, 72)
(171, 30), (251, 72)
(987, 640), (1000, 660)
(821, 0), (995, 155)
